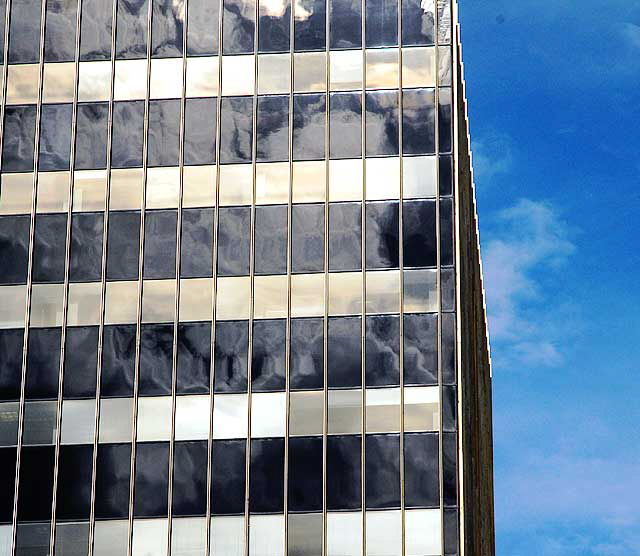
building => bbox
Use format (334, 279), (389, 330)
(0, 0), (494, 555)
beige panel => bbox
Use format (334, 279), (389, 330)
(365, 157), (400, 201)
(328, 272), (362, 316)
(78, 61), (112, 102)
(212, 394), (248, 439)
(366, 270), (400, 314)
(110, 168), (144, 210)
(137, 396), (172, 442)
(365, 48), (399, 90)
(146, 166), (180, 209)
(404, 386), (440, 432)
(179, 278), (214, 322)
(42, 62), (76, 103)
(402, 46), (436, 88)
(73, 170), (107, 212)
(255, 162), (290, 205)
(30, 283), (65, 327)
(183, 165), (216, 208)
(6, 64), (39, 104)
(258, 54), (290, 95)
(403, 269), (438, 313)
(141, 279), (176, 323)
(150, 58), (184, 99)
(292, 161), (326, 203)
(104, 281), (139, 324)
(294, 52), (326, 93)
(216, 276), (251, 320)
(221, 55), (255, 96)
(67, 282), (102, 326)
(114, 59), (147, 100)
(328, 389), (362, 435)
(291, 273), (324, 317)
(289, 391), (323, 436)
(330, 50), (363, 91)
(403, 155), (437, 199)
(328, 159), (363, 202)
(0, 173), (33, 215)
(36, 172), (70, 213)
(186, 56), (219, 97)
(405, 509), (442, 556)
(219, 164), (253, 206)
(365, 387), (401, 433)
(254, 275), (287, 319)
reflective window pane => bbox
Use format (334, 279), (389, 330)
(56, 444), (93, 519)
(365, 201), (399, 269)
(249, 437), (284, 513)
(112, 101), (145, 168)
(39, 103), (73, 171)
(133, 442), (169, 517)
(185, 97), (217, 166)
(139, 323), (174, 396)
(293, 93), (325, 161)
(69, 212), (104, 282)
(403, 199), (436, 268)
(177, 322), (211, 394)
(95, 444), (131, 518)
(402, 88), (435, 155)
(0, 329), (23, 400)
(80, 0), (113, 60)
(329, 92), (362, 159)
(214, 320), (249, 393)
(294, 0), (325, 51)
(148, 99), (181, 167)
(211, 439), (246, 514)
(188, 0), (219, 55)
(152, 0), (184, 57)
(365, 314), (399, 386)
(292, 204), (324, 273)
(0, 215), (30, 285)
(288, 436), (323, 511)
(259, 0), (290, 53)
(63, 326), (98, 398)
(16, 446), (55, 521)
(329, 0), (361, 49)
(44, 0), (79, 62)
(33, 213), (67, 283)
(327, 316), (361, 388)
(365, 0), (397, 47)
(220, 97), (254, 164)
(257, 95), (289, 162)
(255, 205), (287, 275)
(329, 202), (361, 272)
(403, 313), (437, 385)
(75, 102), (109, 170)
(116, 0), (149, 59)
(365, 433), (400, 509)
(252, 319), (286, 392)
(223, 0), (255, 54)
(26, 327), (61, 399)
(107, 211), (141, 281)
(401, 0), (434, 46)
(8, 0), (42, 64)
(290, 317), (323, 390)
(2, 105), (37, 172)
(181, 208), (214, 278)
(173, 441), (208, 516)
(217, 207), (251, 276)
(365, 90), (399, 156)
(143, 210), (177, 279)
(326, 435), (361, 510)
(404, 432), (439, 507)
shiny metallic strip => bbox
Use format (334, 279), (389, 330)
(204, 0), (225, 552)
(166, 2), (191, 554)
(48, 0), (85, 551)
(322, 0), (330, 553)
(87, 0), (120, 554)
(10, 1), (48, 554)
(126, 0), (155, 553)
(243, 3), (260, 552)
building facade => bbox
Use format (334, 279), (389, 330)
(0, 0), (494, 555)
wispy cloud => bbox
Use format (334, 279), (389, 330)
(471, 132), (514, 182)
(482, 199), (577, 368)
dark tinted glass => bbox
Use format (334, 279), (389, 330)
(188, 0), (219, 55)
(327, 317), (361, 388)
(441, 267), (455, 311)
(0, 215), (30, 284)
(69, 212), (104, 282)
(80, 0), (113, 60)
(365, 315), (399, 387)
(329, 202), (361, 271)
(403, 199), (436, 268)
(249, 437), (284, 513)
(365, 0), (397, 47)
(329, 0), (361, 49)
(217, 207), (251, 276)
(258, 0), (290, 52)
(401, 0), (434, 46)
(148, 100), (181, 167)
(329, 93), (362, 159)
(106, 211), (140, 280)
(443, 432), (457, 506)
(440, 197), (453, 266)
(255, 205), (287, 275)
(172, 441), (207, 516)
(294, 0), (325, 51)
(33, 213), (67, 283)
(293, 93), (325, 161)
(134, 442), (169, 517)
(442, 313), (456, 385)
(257, 95), (289, 162)
(439, 155), (453, 196)
(220, 97), (253, 164)
(184, 98), (217, 166)
(365, 90), (399, 157)
(143, 209), (177, 279)
(443, 385), (456, 432)
(211, 439), (245, 514)
(252, 319), (286, 392)
(139, 323), (174, 396)
(326, 435), (361, 510)
(222, 0), (255, 54)
(44, 0), (78, 62)
(39, 103), (73, 171)
(0, 447), (17, 522)
(439, 88), (453, 153)
(0, 329), (23, 401)
(63, 326), (98, 398)
(8, 0), (42, 63)
(214, 321), (248, 393)
(116, 0), (149, 59)
(181, 208), (214, 278)
(403, 313), (437, 385)
(444, 508), (459, 555)
(288, 436), (323, 511)
(404, 432), (439, 507)
(0, 0), (5, 64)
(16, 446), (55, 521)
(365, 434), (400, 509)
(402, 88), (435, 155)
(290, 318), (323, 390)
(177, 322), (211, 394)
(101, 325), (136, 397)
(2, 105), (37, 172)
(366, 201), (399, 269)
(95, 443), (132, 519)
(151, 0), (184, 57)
(112, 101), (145, 168)
(15, 523), (50, 555)
(291, 203), (324, 273)
(56, 444), (93, 520)
(75, 103), (109, 170)
(26, 328), (61, 400)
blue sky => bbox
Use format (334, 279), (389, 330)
(457, 1), (640, 554)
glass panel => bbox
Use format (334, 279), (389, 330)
(143, 209), (178, 277)
(366, 270), (400, 314)
(42, 62), (76, 103)
(95, 445), (132, 519)
(0, 173), (33, 216)
(220, 97), (254, 164)
(212, 394), (248, 439)
(151, 0), (185, 57)
(139, 323), (173, 396)
(98, 398), (134, 443)
(330, 50), (362, 91)
(294, 0), (325, 52)
(0, 215), (30, 285)
(0, 402), (19, 446)
(365, 388), (400, 433)
(216, 277), (251, 320)
(60, 399), (96, 444)
(177, 322), (211, 394)
(0, 286), (27, 329)
(328, 390), (361, 434)
(366, 510), (401, 555)
(8, 0), (42, 64)
(110, 169), (144, 210)
(210, 516), (245, 556)
(137, 396), (172, 441)
(219, 164), (253, 206)
(132, 519), (168, 556)
(116, 0), (149, 60)
(25, 328), (61, 400)
(80, 0), (113, 60)
(255, 162), (289, 204)
(38, 105), (73, 172)
(150, 58), (184, 99)
(329, 202), (361, 271)
(141, 279), (176, 323)
(403, 155), (436, 199)
(114, 59), (148, 100)
(402, 88), (436, 155)
(67, 282), (102, 326)
(438, 45), (452, 85)
(365, 157), (399, 200)
(258, 0), (290, 52)
(329, 92), (362, 159)
(289, 391), (323, 435)
(290, 318), (323, 390)
(404, 386), (439, 431)
(365, 48), (398, 89)
(188, 0), (219, 55)
(293, 52), (326, 93)
(291, 203), (324, 273)
(2, 105), (37, 173)
(291, 274), (324, 317)
(148, 99), (181, 167)
(174, 396), (210, 441)
(401, 0), (434, 46)
(365, 0), (397, 47)
(329, 0), (361, 49)
(185, 97), (217, 165)
(403, 199), (436, 267)
(365, 90), (399, 157)
(211, 440), (246, 514)
(251, 392), (286, 437)
(183, 166), (216, 207)
(326, 512), (362, 556)
(78, 61), (112, 102)
(93, 520), (129, 556)
(253, 275), (288, 319)
(326, 436), (361, 510)
(6, 64), (39, 105)
(328, 272), (362, 316)
(214, 320), (248, 393)
(403, 269), (438, 313)
(365, 314), (399, 387)
(221, 55), (255, 96)
(402, 46), (436, 88)
(288, 513), (322, 556)
(22, 401), (58, 445)
(328, 316), (361, 388)
(292, 161), (325, 203)
(101, 324), (136, 397)
(75, 102), (109, 170)
(179, 278), (214, 321)
(30, 283), (65, 327)
(249, 438), (285, 512)
(404, 432), (439, 507)
(73, 170), (107, 211)
(112, 101), (145, 169)
(255, 205), (287, 274)
(257, 54), (290, 94)
(293, 93), (325, 161)
(252, 319), (286, 391)
(15, 522), (51, 555)
(256, 95), (289, 163)
(223, 0), (255, 54)
(171, 517), (206, 556)
(405, 509), (442, 556)
(104, 281), (139, 325)
(186, 57), (219, 97)
(328, 159), (362, 202)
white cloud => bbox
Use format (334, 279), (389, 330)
(482, 199), (576, 368)
(471, 132), (514, 182)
